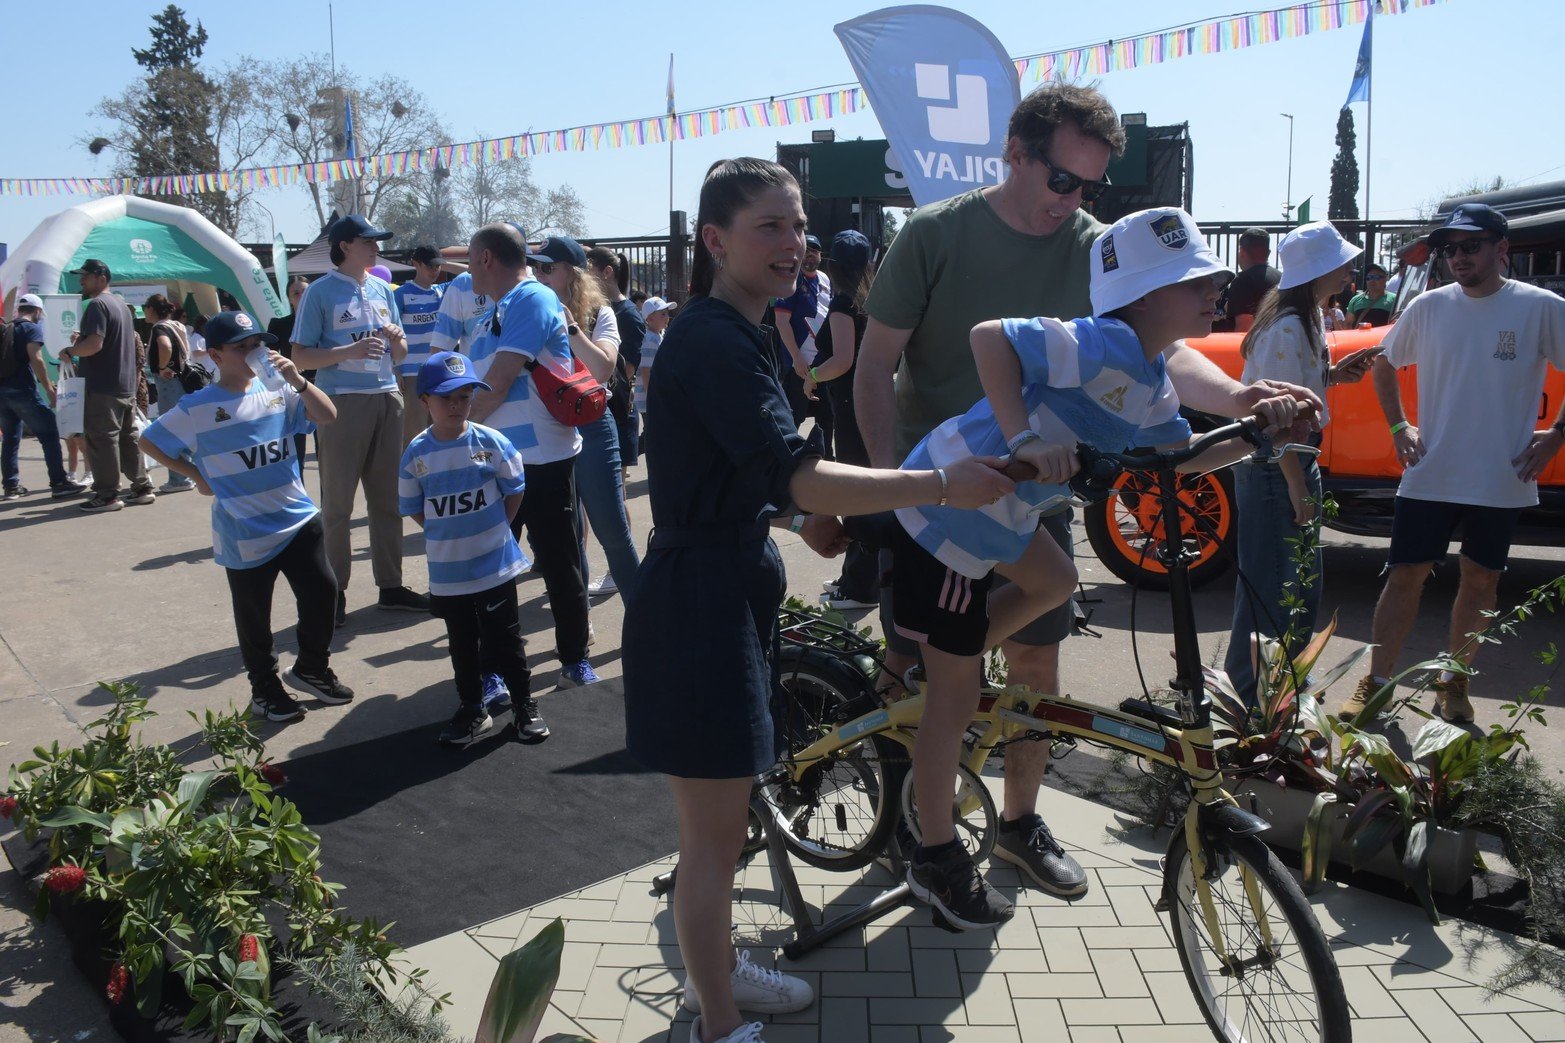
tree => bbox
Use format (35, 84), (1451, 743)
(457, 156), (586, 239)
(379, 169), (465, 249)
(88, 5), (264, 234)
(1328, 108), (1360, 241)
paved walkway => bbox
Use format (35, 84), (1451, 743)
(406, 781), (1565, 1042)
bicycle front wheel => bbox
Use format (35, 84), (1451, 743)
(1164, 830), (1350, 1043)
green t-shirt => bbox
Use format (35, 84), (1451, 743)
(1347, 290), (1396, 320)
(864, 189), (1101, 458)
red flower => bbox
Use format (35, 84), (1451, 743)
(257, 762), (287, 786)
(42, 865), (87, 894)
(238, 933), (261, 964)
(106, 962), (130, 1005)
(0, 796), (17, 820)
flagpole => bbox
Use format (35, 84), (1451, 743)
(1363, 9), (1374, 263)
(668, 53), (676, 233)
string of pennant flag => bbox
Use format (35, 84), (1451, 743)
(0, 0), (1444, 199)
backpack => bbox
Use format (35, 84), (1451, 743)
(0, 320), (19, 381)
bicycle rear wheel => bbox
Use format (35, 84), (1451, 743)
(764, 650), (905, 871)
(1164, 830), (1350, 1043)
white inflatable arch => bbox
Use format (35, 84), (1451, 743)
(0, 195), (284, 320)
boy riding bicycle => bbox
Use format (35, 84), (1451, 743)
(894, 208), (1260, 929)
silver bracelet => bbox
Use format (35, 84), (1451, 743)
(936, 467), (949, 506)
(1007, 429), (1042, 453)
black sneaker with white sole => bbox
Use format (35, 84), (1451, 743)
(285, 664), (355, 705)
(439, 703), (494, 747)
(907, 839), (1014, 930)
(513, 697), (550, 744)
(250, 676), (305, 723)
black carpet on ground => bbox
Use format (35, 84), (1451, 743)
(282, 679), (677, 949)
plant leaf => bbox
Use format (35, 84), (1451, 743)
(1341, 789), (1396, 840)
(1348, 814), (1402, 870)
(1299, 645), (1371, 704)
(175, 769), (218, 812)
(1410, 719), (1468, 762)
(475, 917), (565, 1043)
(37, 807), (112, 830)
(1300, 792), (1338, 892)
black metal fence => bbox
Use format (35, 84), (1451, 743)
(1196, 219), (1428, 270)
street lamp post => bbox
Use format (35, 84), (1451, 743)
(1281, 112), (1295, 224)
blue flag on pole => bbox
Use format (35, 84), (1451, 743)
(835, 6), (1020, 207)
(343, 95), (356, 159)
(1343, 10), (1372, 107)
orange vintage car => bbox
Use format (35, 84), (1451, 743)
(1083, 185), (1565, 588)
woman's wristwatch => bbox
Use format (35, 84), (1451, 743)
(567, 324), (581, 338)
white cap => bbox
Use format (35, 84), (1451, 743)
(1090, 208), (1233, 316)
(1277, 221), (1362, 290)
(16, 293), (44, 313)
(640, 296), (678, 320)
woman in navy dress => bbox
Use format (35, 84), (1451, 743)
(622, 157), (1013, 1043)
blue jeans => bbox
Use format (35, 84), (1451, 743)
(0, 383), (69, 489)
(574, 413), (641, 604)
(1223, 457), (1323, 709)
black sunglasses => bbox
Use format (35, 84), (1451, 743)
(1028, 147), (1112, 202)
(534, 262), (560, 275)
(1434, 237), (1500, 258)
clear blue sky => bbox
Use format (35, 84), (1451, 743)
(2, 0), (1560, 251)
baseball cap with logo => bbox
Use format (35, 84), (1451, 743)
(1430, 203), (1509, 244)
(68, 258), (111, 279)
(529, 235), (587, 269)
(328, 214), (393, 246)
(16, 293), (44, 313)
(639, 296), (678, 320)
(1090, 208), (1233, 316)
(205, 311), (277, 347)
(1276, 221), (1362, 290)
(417, 351), (491, 396)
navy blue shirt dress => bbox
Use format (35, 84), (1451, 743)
(623, 296), (820, 778)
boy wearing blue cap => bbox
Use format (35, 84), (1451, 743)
(140, 311), (350, 723)
(399, 351), (547, 747)
(894, 208), (1259, 930)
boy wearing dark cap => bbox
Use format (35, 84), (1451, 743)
(141, 311), (351, 722)
(399, 351), (547, 748)
(395, 245), (450, 446)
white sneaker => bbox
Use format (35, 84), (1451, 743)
(682, 950), (813, 1015)
(588, 573), (617, 596)
(690, 1018), (765, 1043)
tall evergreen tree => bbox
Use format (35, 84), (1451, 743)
(1328, 108), (1361, 243)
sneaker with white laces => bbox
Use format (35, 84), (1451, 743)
(159, 477), (196, 493)
(690, 1018), (765, 1043)
(588, 573), (618, 596)
(285, 664), (355, 705)
(438, 702), (494, 748)
(682, 950), (813, 1015)
(482, 673), (512, 712)
(557, 659), (599, 689)
(907, 839), (1014, 930)
(50, 479), (89, 499)
(123, 487), (156, 506)
(249, 676), (305, 723)
(991, 813), (1088, 897)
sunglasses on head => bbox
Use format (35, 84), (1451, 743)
(1434, 237), (1499, 258)
(1028, 147), (1112, 202)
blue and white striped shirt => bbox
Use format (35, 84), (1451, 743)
(394, 280), (447, 376)
(428, 272), (490, 355)
(897, 315), (1191, 579)
(292, 269), (402, 396)
(398, 423), (528, 596)
(143, 380), (319, 570)
(467, 280), (581, 465)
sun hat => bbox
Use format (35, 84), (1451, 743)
(417, 351), (491, 396)
(640, 296), (678, 320)
(1090, 208), (1232, 316)
(1277, 221), (1363, 290)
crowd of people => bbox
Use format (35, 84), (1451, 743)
(4, 75), (1564, 1043)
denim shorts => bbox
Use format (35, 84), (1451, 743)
(1388, 496), (1521, 572)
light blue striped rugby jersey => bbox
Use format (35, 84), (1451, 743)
(466, 279), (581, 465)
(394, 281), (447, 376)
(397, 422), (529, 596)
(428, 272), (491, 355)
(896, 315), (1191, 579)
(292, 270), (402, 396)
(143, 379), (319, 570)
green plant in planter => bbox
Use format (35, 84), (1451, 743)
(1, 681), (443, 1039)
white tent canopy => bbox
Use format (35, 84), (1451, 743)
(0, 195), (285, 321)
(280, 232), (413, 276)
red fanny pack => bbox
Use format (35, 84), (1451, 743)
(525, 354), (608, 427)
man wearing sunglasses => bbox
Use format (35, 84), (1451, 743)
(1341, 203), (1565, 725)
(854, 82), (1319, 902)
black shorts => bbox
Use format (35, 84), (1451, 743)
(881, 509), (1074, 657)
(1388, 496), (1522, 572)
(891, 521), (996, 657)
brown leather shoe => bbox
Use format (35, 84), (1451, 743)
(1336, 675), (1379, 721)
(1433, 675), (1475, 723)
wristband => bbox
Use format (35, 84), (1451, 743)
(809, 366), (820, 382)
(1007, 429), (1042, 453)
(935, 467), (949, 507)
(1389, 421), (1409, 435)
(789, 514), (807, 533)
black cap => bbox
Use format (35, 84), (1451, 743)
(530, 235), (587, 269)
(328, 214), (392, 246)
(410, 245), (443, 266)
(205, 310), (277, 347)
(1431, 203), (1509, 243)
(830, 230), (871, 267)
(68, 258), (111, 278)
(804, 234), (822, 251)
